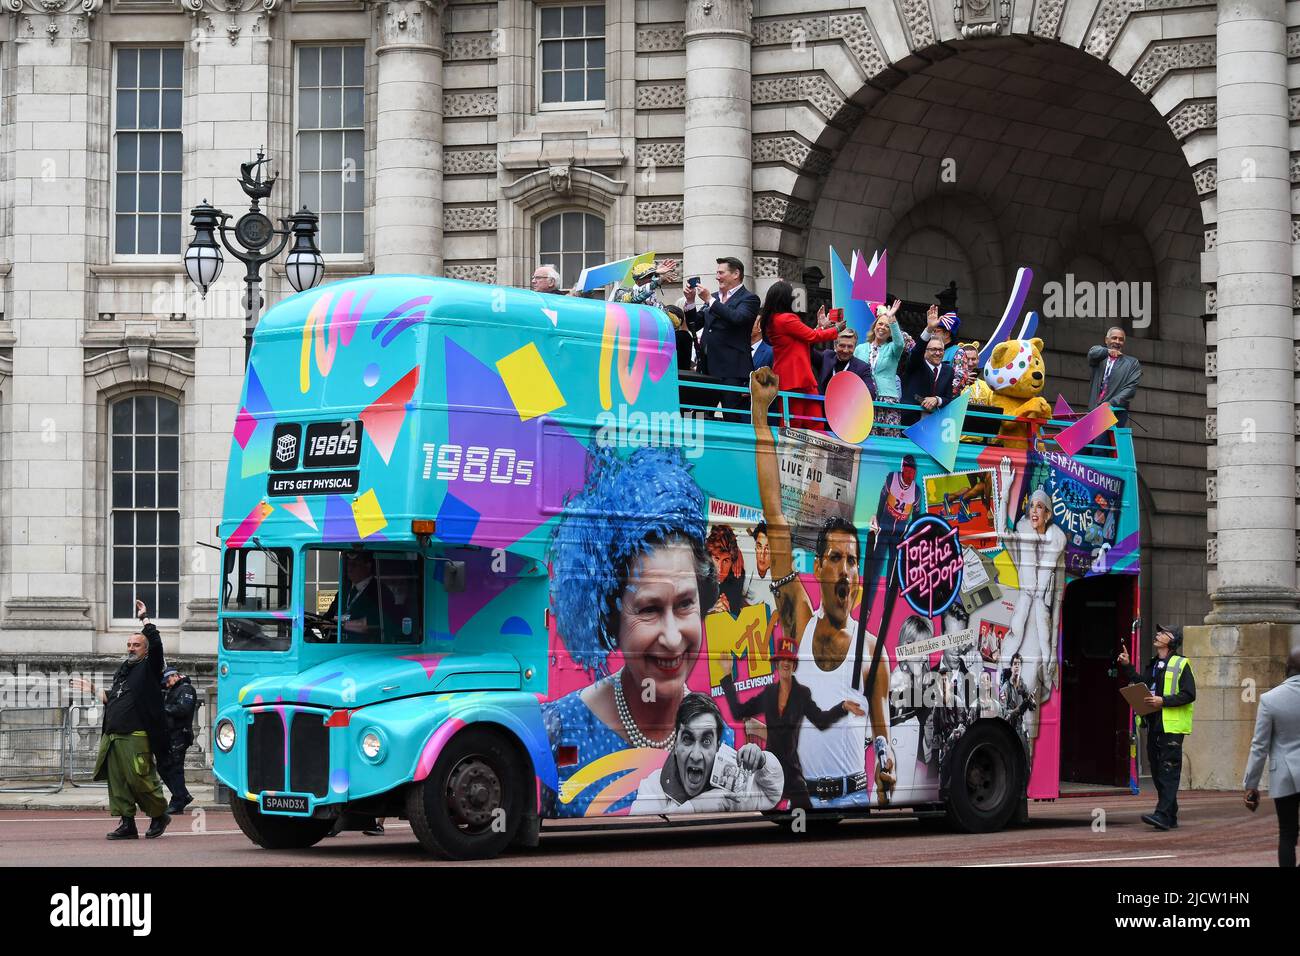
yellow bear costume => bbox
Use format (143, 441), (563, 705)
(965, 337), (1051, 449)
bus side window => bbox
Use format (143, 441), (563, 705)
(377, 553), (422, 644)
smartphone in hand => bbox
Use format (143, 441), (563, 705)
(687, 276), (701, 288)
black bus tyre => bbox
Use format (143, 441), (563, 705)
(945, 722), (1022, 834)
(229, 793), (333, 849)
(405, 727), (523, 860)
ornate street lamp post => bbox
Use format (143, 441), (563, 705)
(183, 149), (326, 362)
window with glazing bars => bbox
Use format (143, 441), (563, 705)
(298, 45), (365, 255)
(538, 5), (605, 106)
(537, 212), (605, 290)
(114, 48), (183, 255)
(110, 396), (181, 621)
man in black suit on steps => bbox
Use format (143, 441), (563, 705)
(683, 256), (761, 420)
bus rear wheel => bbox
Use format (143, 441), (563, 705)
(405, 727), (523, 860)
(229, 794), (334, 850)
(945, 723), (1022, 834)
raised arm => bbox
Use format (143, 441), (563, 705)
(136, 599), (165, 683)
(750, 368), (814, 643)
(780, 314), (839, 345)
(1087, 345), (1108, 367)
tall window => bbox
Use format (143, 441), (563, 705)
(538, 212), (604, 289)
(298, 45), (365, 255)
(114, 48), (184, 255)
(538, 4), (605, 108)
(110, 396), (180, 621)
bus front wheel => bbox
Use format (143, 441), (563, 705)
(944, 723), (1022, 834)
(405, 727), (523, 860)
(229, 794), (334, 850)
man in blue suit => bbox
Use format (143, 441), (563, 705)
(900, 335), (954, 426)
(684, 257), (761, 419)
(817, 328), (875, 397)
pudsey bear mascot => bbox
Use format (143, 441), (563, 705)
(964, 272), (1051, 448)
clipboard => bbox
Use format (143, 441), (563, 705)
(1120, 682), (1158, 715)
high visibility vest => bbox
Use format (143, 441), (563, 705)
(1136, 655), (1194, 734)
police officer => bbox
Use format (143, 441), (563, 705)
(1118, 625), (1196, 830)
(159, 666), (197, 815)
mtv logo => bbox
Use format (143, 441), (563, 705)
(275, 433), (298, 464)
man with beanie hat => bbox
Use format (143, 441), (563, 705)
(1118, 624), (1196, 830)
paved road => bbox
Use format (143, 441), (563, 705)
(0, 791), (1278, 867)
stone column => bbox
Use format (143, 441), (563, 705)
(0, 3), (105, 648)
(369, 0), (445, 276)
(682, 0), (752, 282)
(1208, 0), (1300, 624)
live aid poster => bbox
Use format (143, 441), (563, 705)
(777, 427), (860, 553)
(1039, 450), (1125, 577)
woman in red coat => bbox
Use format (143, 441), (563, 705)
(758, 280), (840, 430)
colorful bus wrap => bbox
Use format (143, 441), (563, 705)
(214, 275), (1140, 858)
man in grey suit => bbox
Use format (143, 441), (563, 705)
(1087, 327), (1141, 428)
(1244, 649), (1300, 867)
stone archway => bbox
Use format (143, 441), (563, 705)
(773, 33), (1210, 630)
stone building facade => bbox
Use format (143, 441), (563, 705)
(0, 0), (1292, 786)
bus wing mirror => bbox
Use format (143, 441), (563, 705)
(443, 560), (466, 593)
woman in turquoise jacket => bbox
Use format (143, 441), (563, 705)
(854, 299), (906, 433)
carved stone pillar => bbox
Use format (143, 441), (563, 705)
(368, 0), (446, 276)
(1208, 0), (1300, 624)
(682, 0), (752, 284)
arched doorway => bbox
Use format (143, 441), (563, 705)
(801, 39), (1207, 639)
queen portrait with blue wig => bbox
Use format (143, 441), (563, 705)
(541, 446), (732, 817)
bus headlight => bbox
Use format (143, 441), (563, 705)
(215, 719), (236, 753)
(360, 730), (384, 762)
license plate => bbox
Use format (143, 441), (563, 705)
(261, 793), (310, 814)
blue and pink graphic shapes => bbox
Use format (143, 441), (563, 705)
(978, 267), (1034, 370)
(281, 496), (318, 531)
(371, 295), (431, 348)
(360, 366), (420, 464)
(828, 246), (878, 343)
(299, 288), (370, 393)
(443, 338), (589, 550)
(824, 369), (875, 445)
(598, 301), (674, 412)
(1054, 402), (1118, 457)
(904, 392), (970, 473)
(227, 501), (273, 549)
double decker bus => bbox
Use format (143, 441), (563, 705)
(212, 274), (1139, 859)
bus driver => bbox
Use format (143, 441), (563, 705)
(322, 552), (384, 642)
(749, 368), (896, 808)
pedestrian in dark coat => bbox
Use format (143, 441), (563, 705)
(75, 599), (172, 840)
(159, 667), (197, 814)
